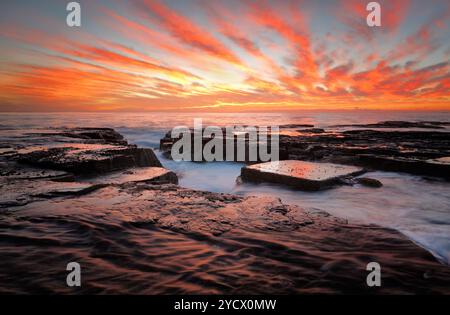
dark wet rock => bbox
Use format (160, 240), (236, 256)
(0, 183), (448, 294)
(298, 128), (325, 133)
(241, 160), (365, 190)
(358, 155), (450, 179)
(355, 177), (383, 188)
(333, 120), (449, 129)
(278, 126), (450, 180)
(0, 127), (162, 174)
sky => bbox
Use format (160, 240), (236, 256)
(0, 0), (449, 112)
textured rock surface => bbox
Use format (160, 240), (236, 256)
(0, 183), (449, 294)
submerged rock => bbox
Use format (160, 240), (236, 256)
(355, 177), (383, 188)
(241, 160), (365, 190)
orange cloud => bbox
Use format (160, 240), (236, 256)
(0, 0), (448, 112)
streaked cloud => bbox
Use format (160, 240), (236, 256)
(0, 0), (449, 111)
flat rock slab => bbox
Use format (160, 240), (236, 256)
(241, 160), (365, 190)
(16, 146), (162, 174)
